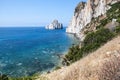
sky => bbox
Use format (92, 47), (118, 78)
(0, 0), (86, 27)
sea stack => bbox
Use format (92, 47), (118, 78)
(45, 20), (63, 30)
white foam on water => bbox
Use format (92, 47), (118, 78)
(42, 50), (48, 54)
(16, 63), (22, 66)
(0, 62), (7, 67)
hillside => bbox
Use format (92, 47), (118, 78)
(36, 1), (120, 80)
(37, 35), (120, 80)
(2, 0), (119, 80)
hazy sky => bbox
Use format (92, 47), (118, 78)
(0, 0), (86, 27)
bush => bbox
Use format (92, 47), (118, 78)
(0, 74), (9, 80)
(96, 2), (120, 30)
(115, 26), (120, 34)
(9, 77), (34, 80)
(54, 66), (61, 70)
(65, 45), (80, 64)
(0, 74), (36, 80)
(100, 19), (108, 26)
(117, 18), (120, 23)
(64, 28), (115, 64)
(96, 18), (109, 29)
(84, 28), (114, 46)
(107, 2), (120, 20)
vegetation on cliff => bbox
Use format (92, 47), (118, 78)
(0, 74), (48, 80)
(75, 2), (86, 13)
(64, 2), (120, 65)
(43, 36), (120, 80)
(0, 74), (36, 80)
(64, 28), (115, 64)
(97, 2), (120, 29)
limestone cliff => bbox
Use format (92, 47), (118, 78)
(66, 0), (119, 40)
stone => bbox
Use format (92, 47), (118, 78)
(45, 20), (63, 30)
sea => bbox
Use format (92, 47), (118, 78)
(0, 27), (79, 77)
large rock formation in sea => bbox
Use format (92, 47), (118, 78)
(45, 20), (63, 29)
(66, 0), (119, 40)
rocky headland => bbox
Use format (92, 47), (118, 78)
(66, 0), (119, 40)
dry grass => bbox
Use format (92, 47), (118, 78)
(37, 36), (120, 80)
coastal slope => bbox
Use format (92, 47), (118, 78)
(37, 36), (120, 80)
(36, 0), (120, 80)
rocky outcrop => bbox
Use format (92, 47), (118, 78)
(46, 20), (63, 30)
(66, 0), (119, 40)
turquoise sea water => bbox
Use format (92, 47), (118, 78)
(0, 27), (79, 77)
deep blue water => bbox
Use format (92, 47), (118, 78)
(0, 27), (79, 77)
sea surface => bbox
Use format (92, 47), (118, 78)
(0, 27), (79, 77)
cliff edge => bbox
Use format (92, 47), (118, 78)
(66, 0), (119, 40)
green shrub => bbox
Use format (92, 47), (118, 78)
(96, 18), (109, 29)
(64, 28), (115, 64)
(100, 19), (108, 26)
(96, 2), (120, 30)
(54, 66), (61, 70)
(0, 74), (9, 80)
(115, 26), (120, 34)
(107, 2), (120, 19)
(0, 74), (36, 80)
(117, 18), (120, 23)
(65, 45), (80, 63)
(84, 28), (114, 46)
(8, 76), (35, 80)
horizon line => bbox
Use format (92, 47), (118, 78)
(0, 26), (67, 27)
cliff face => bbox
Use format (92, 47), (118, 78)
(66, 0), (119, 40)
